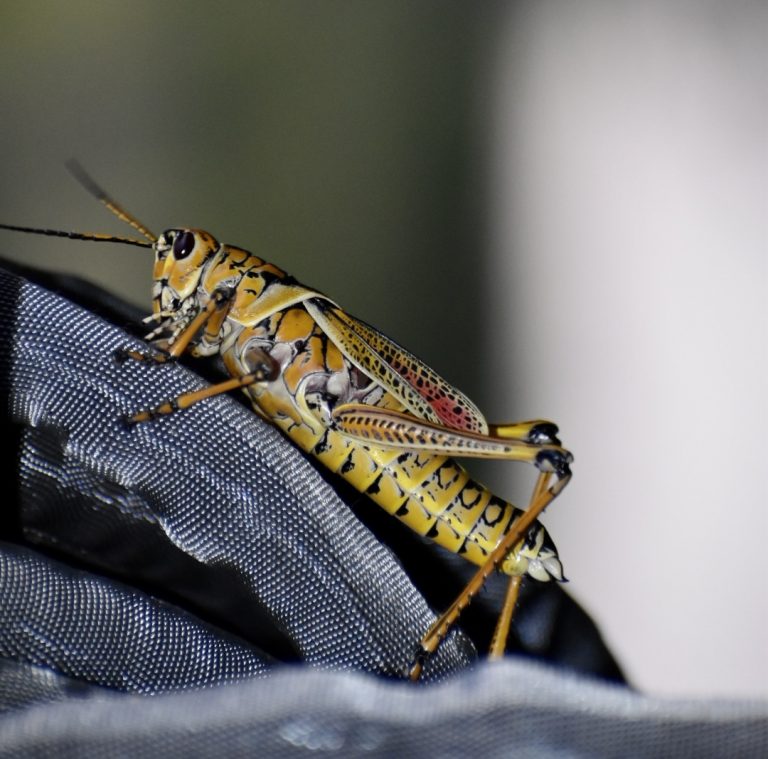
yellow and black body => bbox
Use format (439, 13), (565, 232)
(0, 166), (573, 677)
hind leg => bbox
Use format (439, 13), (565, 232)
(408, 463), (569, 681)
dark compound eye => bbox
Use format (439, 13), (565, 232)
(172, 231), (195, 259)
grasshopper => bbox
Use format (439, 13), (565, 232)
(0, 165), (572, 679)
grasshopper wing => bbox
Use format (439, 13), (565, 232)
(305, 299), (488, 434)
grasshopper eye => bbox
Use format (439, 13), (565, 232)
(173, 231), (195, 259)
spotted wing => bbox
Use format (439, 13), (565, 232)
(304, 298), (488, 434)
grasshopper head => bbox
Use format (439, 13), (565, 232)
(153, 228), (220, 312)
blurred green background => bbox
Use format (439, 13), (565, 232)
(0, 1), (500, 409)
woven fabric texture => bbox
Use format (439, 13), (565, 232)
(1, 266), (765, 756)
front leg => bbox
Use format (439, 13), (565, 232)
(114, 287), (237, 366)
(114, 344), (174, 365)
(123, 350), (279, 425)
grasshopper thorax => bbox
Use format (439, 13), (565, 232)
(153, 228), (220, 311)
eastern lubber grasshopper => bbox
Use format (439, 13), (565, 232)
(0, 165), (572, 680)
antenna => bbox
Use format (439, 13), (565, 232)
(65, 160), (157, 243)
(0, 223), (154, 249)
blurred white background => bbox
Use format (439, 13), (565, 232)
(0, 1), (764, 700)
(486, 1), (767, 698)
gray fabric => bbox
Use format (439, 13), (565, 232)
(1, 268), (766, 756)
(0, 268), (472, 686)
(0, 659), (105, 715)
(2, 659), (767, 758)
(0, 544), (272, 699)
